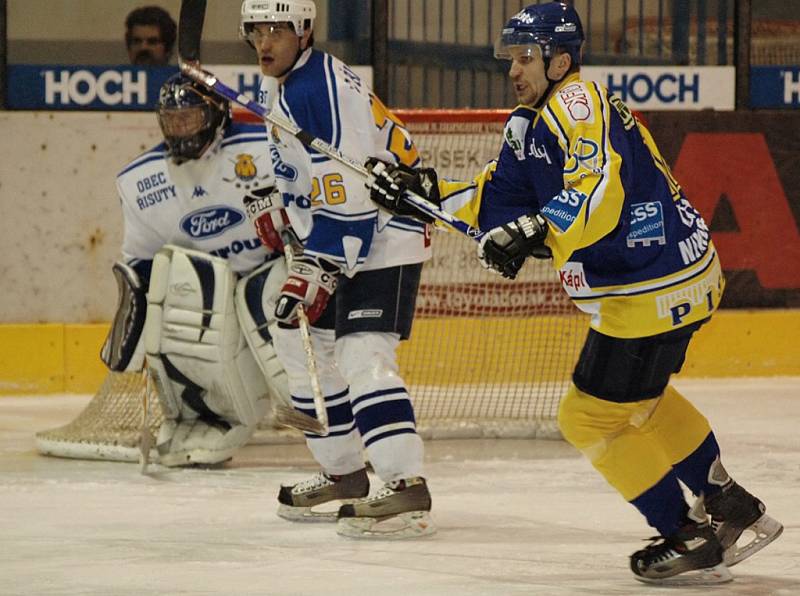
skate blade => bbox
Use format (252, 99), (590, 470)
(277, 499), (360, 523)
(724, 514), (784, 567)
(336, 511), (436, 539)
(634, 563), (733, 586)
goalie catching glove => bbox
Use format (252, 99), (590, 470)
(364, 158), (439, 224)
(478, 213), (552, 279)
(243, 186), (296, 254)
(275, 255), (340, 326)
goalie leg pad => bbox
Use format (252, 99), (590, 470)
(144, 245), (271, 465)
(235, 256), (291, 409)
(336, 332), (424, 482)
(101, 261), (147, 372)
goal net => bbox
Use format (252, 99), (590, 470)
(35, 109), (588, 462)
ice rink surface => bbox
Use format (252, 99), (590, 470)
(1, 377), (798, 596)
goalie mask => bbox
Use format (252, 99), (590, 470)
(495, 2), (584, 70)
(157, 73), (230, 163)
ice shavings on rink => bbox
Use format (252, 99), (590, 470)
(1, 378), (799, 595)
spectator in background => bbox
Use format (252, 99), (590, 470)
(125, 6), (177, 66)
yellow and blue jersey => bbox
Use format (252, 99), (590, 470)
(440, 72), (724, 338)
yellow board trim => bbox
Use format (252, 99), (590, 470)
(1, 310), (799, 395)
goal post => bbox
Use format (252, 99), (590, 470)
(35, 109), (588, 461)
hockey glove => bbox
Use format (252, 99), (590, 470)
(477, 213), (552, 280)
(274, 255), (340, 326)
(243, 186), (296, 254)
(364, 158), (439, 224)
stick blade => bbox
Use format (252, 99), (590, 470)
(178, 0), (207, 62)
(274, 405), (328, 436)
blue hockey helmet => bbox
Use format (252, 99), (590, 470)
(495, 2), (584, 67)
(156, 73), (230, 163)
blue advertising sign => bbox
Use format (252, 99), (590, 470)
(7, 65), (178, 110)
(582, 66), (735, 111)
(750, 66), (800, 109)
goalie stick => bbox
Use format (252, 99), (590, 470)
(176, 0), (484, 242)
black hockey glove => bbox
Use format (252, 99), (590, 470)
(477, 213), (552, 279)
(364, 158), (439, 224)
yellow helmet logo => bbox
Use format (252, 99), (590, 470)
(234, 153), (257, 181)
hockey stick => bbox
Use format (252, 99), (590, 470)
(138, 368), (155, 474)
(176, 0), (483, 241)
(177, 0), (206, 63)
(277, 237), (329, 437)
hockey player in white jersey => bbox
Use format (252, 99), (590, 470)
(239, 0), (435, 538)
(104, 72), (290, 467)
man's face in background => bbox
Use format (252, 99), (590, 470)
(127, 24), (169, 66)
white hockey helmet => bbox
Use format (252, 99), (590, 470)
(239, 0), (316, 39)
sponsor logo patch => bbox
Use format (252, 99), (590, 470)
(541, 188), (587, 233)
(559, 262), (590, 295)
(503, 115), (531, 161)
(627, 201), (666, 248)
(180, 206), (245, 239)
(269, 145), (298, 181)
(347, 309), (384, 320)
(558, 83), (593, 122)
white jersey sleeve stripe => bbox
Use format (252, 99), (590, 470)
(118, 149), (167, 177)
(324, 54), (342, 150)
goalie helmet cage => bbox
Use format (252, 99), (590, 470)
(35, 109), (588, 462)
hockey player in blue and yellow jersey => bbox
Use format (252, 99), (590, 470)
(365, 1), (782, 585)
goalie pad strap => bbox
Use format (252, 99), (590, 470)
(161, 354), (231, 431)
(101, 261), (147, 372)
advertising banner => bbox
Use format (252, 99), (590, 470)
(7, 64), (373, 111)
(7, 65), (177, 110)
(642, 111), (800, 307)
(750, 66), (800, 109)
(583, 66), (735, 111)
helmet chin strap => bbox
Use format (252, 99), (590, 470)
(534, 55), (567, 109)
(275, 40), (308, 80)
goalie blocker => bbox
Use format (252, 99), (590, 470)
(143, 245), (290, 466)
(100, 261), (147, 373)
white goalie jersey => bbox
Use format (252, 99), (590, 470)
(259, 48), (432, 276)
(112, 121), (293, 467)
(118, 121), (275, 274)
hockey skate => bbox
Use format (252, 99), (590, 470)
(336, 476), (436, 539)
(277, 468), (369, 522)
(705, 481), (784, 567)
(630, 502), (732, 586)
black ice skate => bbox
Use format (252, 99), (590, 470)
(277, 468), (369, 522)
(336, 476), (436, 539)
(630, 503), (732, 586)
(705, 481), (784, 566)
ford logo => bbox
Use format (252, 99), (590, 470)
(180, 206), (245, 239)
